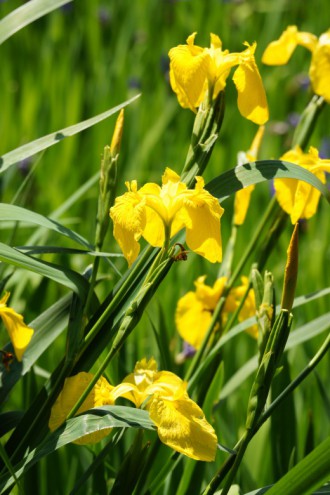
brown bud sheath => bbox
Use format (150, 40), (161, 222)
(110, 109), (124, 155)
(281, 223), (299, 311)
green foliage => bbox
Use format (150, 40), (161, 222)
(0, 1), (330, 494)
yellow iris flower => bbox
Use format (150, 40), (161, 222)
(168, 32), (269, 124)
(233, 126), (265, 226)
(49, 373), (115, 445)
(0, 292), (34, 362)
(274, 146), (330, 224)
(49, 358), (217, 461)
(109, 167), (224, 266)
(262, 26), (330, 103)
(175, 275), (257, 349)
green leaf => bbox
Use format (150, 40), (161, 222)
(205, 160), (330, 203)
(0, 412), (24, 437)
(219, 313), (330, 400)
(264, 436), (330, 495)
(0, 406), (155, 492)
(0, 95), (140, 174)
(0, 0), (73, 45)
(0, 242), (90, 298)
(0, 203), (92, 249)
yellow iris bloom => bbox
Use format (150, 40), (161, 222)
(49, 358), (217, 461)
(233, 126), (265, 226)
(168, 32), (269, 124)
(0, 292), (34, 362)
(262, 26), (330, 103)
(175, 275), (257, 349)
(49, 373), (115, 445)
(274, 146), (330, 224)
(109, 167), (224, 266)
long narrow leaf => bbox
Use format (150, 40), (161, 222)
(264, 436), (330, 495)
(0, 95), (140, 174)
(0, 406), (155, 492)
(0, 0), (73, 45)
(0, 204), (92, 248)
(206, 160), (330, 203)
(219, 313), (330, 400)
(0, 242), (90, 298)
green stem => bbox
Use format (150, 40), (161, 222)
(256, 330), (330, 430)
(291, 95), (325, 149)
(227, 195), (279, 288)
(82, 245), (155, 350)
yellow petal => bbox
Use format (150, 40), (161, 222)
(0, 292), (34, 361)
(110, 189), (146, 267)
(234, 185), (255, 226)
(262, 26), (317, 65)
(169, 35), (211, 110)
(148, 394), (217, 461)
(309, 30), (330, 102)
(233, 44), (269, 125)
(233, 277), (258, 339)
(175, 291), (212, 349)
(275, 146), (328, 223)
(49, 373), (114, 445)
(262, 26), (300, 65)
(180, 178), (224, 263)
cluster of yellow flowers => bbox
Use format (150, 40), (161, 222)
(49, 358), (217, 461)
(2, 26), (329, 464)
(175, 276), (257, 350)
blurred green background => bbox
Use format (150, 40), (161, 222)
(1, 1), (330, 493)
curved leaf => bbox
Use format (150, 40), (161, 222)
(219, 313), (330, 400)
(0, 204), (92, 249)
(0, 242), (90, 298)
(0, 412), (24, 437)
(0, 95), (140, 174)
(264, 436), (330, 495)
(0, 0), (73, 45)
(0, 406), (155, 492)
(206, 160), (330, 203)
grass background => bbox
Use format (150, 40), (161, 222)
(1, 1), (330, 493)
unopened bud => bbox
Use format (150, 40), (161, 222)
(281, 223), (299, 311)
(110, 109), (124, 155)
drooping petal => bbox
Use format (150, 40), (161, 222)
(148, 393), (217, 461)
(169, 33), (211, 110)
(233, 43), (269, 125)
(175, 291), (212, 349)
(262, 26), (301, 65)
(110, 187), (147, 267)
(180, 178), (224, 263)
(274, 146), (329, 223)
(274, 178), (298, 220)
(291, 179), (321, 223)
(309, 30), (330, 102)
(49, 373), (114, 445)
(234, 185), (255, 225)
(234, 126), (264, 225)
(0, 292), (34, 361)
